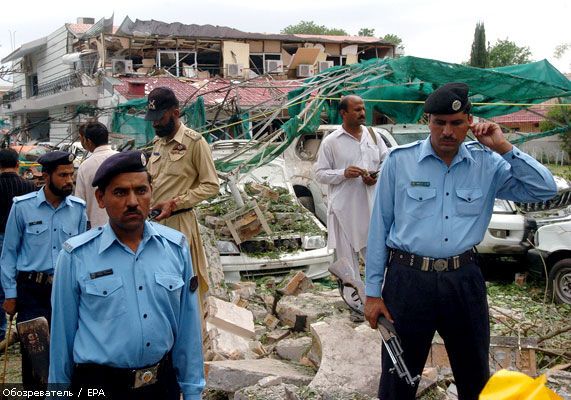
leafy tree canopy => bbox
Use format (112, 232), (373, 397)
(281, 21), (348, 36)
(382, 34), (403, 46)
(488, 38), (533, 67)
(358, 27), (375, 37)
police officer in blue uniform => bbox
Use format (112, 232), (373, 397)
(49, 151), (205, 400)
(365, 83), (557, 400)
(1, 150), (87, 387)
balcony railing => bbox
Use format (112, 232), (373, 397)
(36, 74), (82, 98)
(2, 88), (22, 104)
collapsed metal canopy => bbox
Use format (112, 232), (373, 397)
(2, 37), (47, 63)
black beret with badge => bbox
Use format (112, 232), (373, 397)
(92, 150), (148, 188)
(144, 87), (180, 121)
(424, 82), (472, 115)
(37, 151), (74, 170)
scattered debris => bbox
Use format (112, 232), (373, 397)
(276, 336), (313, 363)
(206, 358), (314, 392)
(278, 271), (314, 296)
(276, 290), (346, 331)
(207, 297), (255, 339)
(307, 321), (381, 398)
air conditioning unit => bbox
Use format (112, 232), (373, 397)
(112, 59), (133, 75)
(265, 60), (283, 74)
(227, 63), (243, 78)
(297, 64), (314, 78)
(318, 60), (334, 73)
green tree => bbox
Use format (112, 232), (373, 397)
(554, 42), (570, 59)
(540, 103), (571, 158)
(382, 34), (403, 46)
(281, 21), (348, 36)
(488, 39), (532, 67)
(358, 27), (375, 37)
(469, 22), (488, 68)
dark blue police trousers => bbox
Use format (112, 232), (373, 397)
(378, 258), (490, 400)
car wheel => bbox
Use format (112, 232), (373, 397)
(548, 259), (571, 304)
(298, 196), (315, 213)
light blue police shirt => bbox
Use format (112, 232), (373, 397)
(48, 221), (204, 400)
(365, 139), (557, 298)
(0, 188), (87, 298)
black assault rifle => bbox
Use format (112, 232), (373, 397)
(328, 258), (420, 386)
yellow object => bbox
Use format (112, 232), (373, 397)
(480, 369), (562, 400)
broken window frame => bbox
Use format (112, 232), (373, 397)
(249, 53), (282, 75)
(156, 50), (198, 77)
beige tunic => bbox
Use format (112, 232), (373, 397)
(149, 123), (219, 304)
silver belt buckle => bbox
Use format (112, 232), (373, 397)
(133, 364), (159, 389)
(433, 259), (448, 272)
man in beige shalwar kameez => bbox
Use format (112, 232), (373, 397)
(145, 87), (219, 311)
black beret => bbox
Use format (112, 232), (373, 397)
(92, 151), (148, 188)
(37, 151), (74, 169)
(144, 87), (179, 121)
(424, 82), (471, 115)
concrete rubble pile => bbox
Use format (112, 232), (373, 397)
(201, 267), (571, 399)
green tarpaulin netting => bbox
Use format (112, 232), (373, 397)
(111, 56), (571, 174)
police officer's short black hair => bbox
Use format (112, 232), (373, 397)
(0, 148), (19, 168)
(84, 122), (109, 147)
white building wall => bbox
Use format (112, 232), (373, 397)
(38, 25), (73, 84)
(49, 106), (75, 142)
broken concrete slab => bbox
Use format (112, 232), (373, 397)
(264, 314), (280, 330)
(206, 358), (314, 392)
(266, 329), (290, 344)
(198, 225), (227, 299)
(417, 367), (439, 396)
(276, 290), (347, 331)
(308, 321), (382, 398)
(278, 271), (314, 296)
(276, 336), (312, 362)
(229, 281), (257, 300)
(233, 383), (304, 400)
(258, 375), (283, 388)
(207, 296), (255, 339)
(205, 323), (251, 360)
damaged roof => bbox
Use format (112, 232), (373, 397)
(113, 17), (393, 45)
(113, 76), (302, 107)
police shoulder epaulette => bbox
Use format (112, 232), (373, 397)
(183, 128), (202, 141)
(152, 222), (186, 247)
(389, 140), (422, 154)
(63, 228), (103, 253)
(68, 195), (86, 206)
(465, 140), (488, 151)
(13, 191), (37, 203)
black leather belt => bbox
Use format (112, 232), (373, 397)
(74, 353), (171, 390)
(17, 271), (53, 285)
(389, 248), (475, 272)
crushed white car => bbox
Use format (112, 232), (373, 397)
(199, 140), (334, 283)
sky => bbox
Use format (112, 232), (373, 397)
(2, 0), (570, 76)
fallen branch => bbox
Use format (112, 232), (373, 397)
(537, 325), (571, 344)
(531, 347), (571, 360)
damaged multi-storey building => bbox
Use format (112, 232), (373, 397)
(0, 15), (395, 143)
